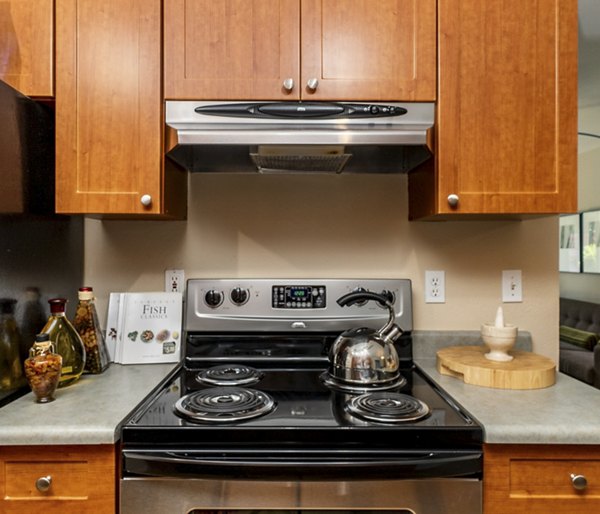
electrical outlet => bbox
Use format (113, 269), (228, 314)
(165, 269), (185, 293)
(425, 270), (445, 303)
(502, 269), (522, 302)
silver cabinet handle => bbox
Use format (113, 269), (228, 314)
(140, 194), (152, 207)
(447, 194), (459, 208)
(35, 475), (52, 492)
(571, 473), (588, 491)
(282, 78), (294, 91)
(306, 78), (319, 91)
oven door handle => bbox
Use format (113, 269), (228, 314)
(123, 450), (482, 480)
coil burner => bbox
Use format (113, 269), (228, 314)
(175, 387), (275, 423)
(346, 392), (430, 423)
(196, 364), (264, 386)
(320, 371), (407, 394)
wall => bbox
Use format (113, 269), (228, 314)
(83, 173), (560, 361)
(560, 105), (600, 303)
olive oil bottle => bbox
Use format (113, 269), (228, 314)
(41, 299), (86, 388)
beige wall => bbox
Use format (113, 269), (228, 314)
(84, 173), (560, 361)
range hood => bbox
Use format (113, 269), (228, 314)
(165, 101), (434, 174)
(0, 80), (55, 215)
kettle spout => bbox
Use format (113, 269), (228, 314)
(381, 324), (403, 344)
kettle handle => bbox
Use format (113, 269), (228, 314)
(336, 291), (390, 308)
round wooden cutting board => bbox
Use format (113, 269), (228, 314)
(436, 345), (556, 389)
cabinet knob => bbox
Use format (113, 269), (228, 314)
(282, 78), (294, 92)
(306, 78), (319, 91)
(571, 473), (588, 491)
(35, 475), (52, 492)
(140, 194), (152, 207)
(447, 194), (460, 208)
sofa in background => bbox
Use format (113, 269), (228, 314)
(559, 297), (600, 389)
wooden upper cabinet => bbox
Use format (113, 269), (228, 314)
(55, 0), (186, 217)
(409, 0), (578, 218)
(0, 0), (53, 97)
(164, 0), (436, 101)
(301, 0), (436, 101)
(164, 0), (301, 100)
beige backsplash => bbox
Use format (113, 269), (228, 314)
(84, 173), (559, 361)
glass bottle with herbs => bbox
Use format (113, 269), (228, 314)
(0, 298), (25, 390)
(24, 333), (62, 403)
(73, 287), (110, 374)
(40, 298), (86, 388)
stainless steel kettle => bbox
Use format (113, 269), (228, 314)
(329, 291), (403, 385)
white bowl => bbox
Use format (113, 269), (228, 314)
(481, 323), (518, 362)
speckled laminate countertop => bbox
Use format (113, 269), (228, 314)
(2, 331), (600, 446)
(0, 363), (177, 446)
(413, 331), (600, 444)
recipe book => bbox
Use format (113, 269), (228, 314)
(109, 292), (183, 364)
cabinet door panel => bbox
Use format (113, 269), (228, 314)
(301, 0), (436, 101)
(164, 0), (300, 100)
(433, 0), (577, 215)
(55, 0), (167, 215)
(0, 0), (53, 97)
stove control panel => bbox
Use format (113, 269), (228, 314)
(187, 279), (413, 333)
(272, 285), (326, 309)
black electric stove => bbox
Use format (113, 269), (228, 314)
(121, 279), (482, 481)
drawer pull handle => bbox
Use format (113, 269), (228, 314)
(35, 475), (52, 492)
(571, 473), (588, 491)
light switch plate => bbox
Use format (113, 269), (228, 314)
(502, 270), (522, 302)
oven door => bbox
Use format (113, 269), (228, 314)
(121, 449), (482, 514)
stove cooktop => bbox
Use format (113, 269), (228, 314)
(121, 363), (482, 451)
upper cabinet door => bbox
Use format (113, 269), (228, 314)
(164, 0), (301, 100)
(409, 0), (577, 218)
(300, 0), (436, 101)
(55, 0), (185, 217)
(0, 0), (53, 97)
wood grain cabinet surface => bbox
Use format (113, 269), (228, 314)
(0, 444), (116, 514)
(484, 444), (600, 514)
(409, 0), (578, 218)
(55, 0), (186, 218)
(164, 0), (436, 101)
(0, 0), (53, 97)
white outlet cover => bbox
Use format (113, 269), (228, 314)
(165, 269), (185, 293)
(425, 270), (445, 303)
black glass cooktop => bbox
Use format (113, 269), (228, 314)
(121, 363), (482, 451)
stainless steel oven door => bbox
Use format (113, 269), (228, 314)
(120, 450), (482, 514)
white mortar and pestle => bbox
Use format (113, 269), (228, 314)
(481, 306), (518, 362)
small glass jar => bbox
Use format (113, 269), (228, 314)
(40, 298), (86, 388)
(24, 334), (62, 403)
(73, 287), (110, 374)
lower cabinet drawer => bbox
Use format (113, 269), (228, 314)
(5, 460), (89, 499)
(485, 444), (600, 514)
(0, 444), (116, 514)
(509, 459), (600, 499)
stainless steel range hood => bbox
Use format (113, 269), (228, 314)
(165, 101), (434, 174)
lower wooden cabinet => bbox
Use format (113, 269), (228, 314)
(0, 444), (116, 514)
(484, 444), (600, 513)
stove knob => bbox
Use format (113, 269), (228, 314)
(204, 289), (224, 308)
(230, 287), (250, 306)
(351, 287), (368, 306)
(378, 290), (395, 307)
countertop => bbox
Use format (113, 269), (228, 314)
(0, 363), (177, 446)
(2, 332), (600, 446)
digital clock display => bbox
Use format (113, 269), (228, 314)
(272, 285), (326, 309)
